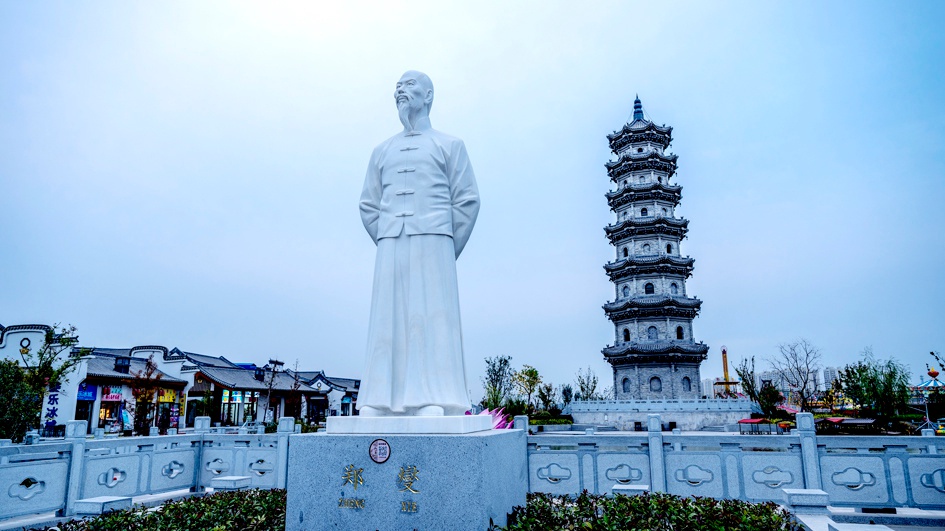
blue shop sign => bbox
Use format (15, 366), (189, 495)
(76, 383), (97, 401)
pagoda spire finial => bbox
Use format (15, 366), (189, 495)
(632, 95), (645, 121)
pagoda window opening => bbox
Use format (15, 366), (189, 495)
(622, 285), (630, 298)
(662, 208), (667, 216)
(670, 283), (678, 295)
(622, 247), (629, 257)
(682, 377), (691, 393)
(658, 176), (662, 184)
(637, 147), (643, 153)
(622, 378), (631, 393)
(642, 243), (651, 253)
(647, 326), (658, 340)
(644, 283), (655, 295)
(666, 244), (672, 253)
(676, 326), (684, 340)
(639, 176), (645, 184)
(623, 328), (631, 342)
(650, 376), (662, 392)
(641, 208), (648, 217)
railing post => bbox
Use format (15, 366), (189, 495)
(796, 412), (821, 489)
(647, 414), (666, 492)
(275, 417), (294, 489)
(62, 420), (87, 517)
(193, 417), (211, 492)
(921, 429), (937, 454)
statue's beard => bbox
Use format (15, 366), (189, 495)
(397, 100), (414, 130)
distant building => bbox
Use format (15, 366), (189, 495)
(823, 366), (840, 389)
(701, 378), (715, 398)
(0, 322), (359, 435)
(600, 96), (708, 399)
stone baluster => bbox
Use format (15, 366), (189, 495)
(796, 412), (822, 489)
(647, 414), (666, 492)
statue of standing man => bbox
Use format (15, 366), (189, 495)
(357, 71), (480, 417)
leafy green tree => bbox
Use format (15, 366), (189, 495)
(757, 382), (784, 418)
(480, 355), (513, 410)
(1, 324), (82, 440)
(536, 382), (557, 412)
(512, 365), (542, 410)
(560, 384), (573, 407)
(575, 366), (599, 401)
(734, 356), (759, 402)
(130, 354), (163, 435)
(0, 360), (42, 442)
(839, 348), (911, 426)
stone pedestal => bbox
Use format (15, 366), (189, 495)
(326, 415), (492, 434)
(285, 429), (527, 531)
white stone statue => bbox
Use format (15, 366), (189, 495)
(357, 71), (480, 417)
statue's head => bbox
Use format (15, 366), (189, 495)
(395, 70), (434, 118)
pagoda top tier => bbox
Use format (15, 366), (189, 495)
(607, 96), (673, 154)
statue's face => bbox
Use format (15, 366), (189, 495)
(394, 72), (432, 114)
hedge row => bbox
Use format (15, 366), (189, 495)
(30, 488), (800, 531)
(498, 491), (802, 531)
(31, 489), (285, 531)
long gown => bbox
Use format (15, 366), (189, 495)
(357, 128), (480, 415)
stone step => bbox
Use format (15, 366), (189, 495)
(74, 496), (132, 515)
(210, 475), (251, 491)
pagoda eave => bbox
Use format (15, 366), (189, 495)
(603, 340), (709, 357)
(605, 226), (689, 243)
(606, 183), (681, 200)
(603, 255), (695, 272)
(607, 190), (682, 209)
(603, 295), (702, 312)
(605, 307), (702, 321)
(606, 265), (693, 281)
(604, 351), (708, 366)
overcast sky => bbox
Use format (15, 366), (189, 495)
(2, 1), (943, 399)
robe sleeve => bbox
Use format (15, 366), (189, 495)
(359, 147), (382, 244)
(449, 140), (480, 258)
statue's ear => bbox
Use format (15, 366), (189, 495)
(424, 89), (434, 105)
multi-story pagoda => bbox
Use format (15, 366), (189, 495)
(601, 96), (708, 399)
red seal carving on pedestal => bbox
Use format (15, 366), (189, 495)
(369, 439), (390, 464)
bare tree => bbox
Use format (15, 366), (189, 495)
(575, 367), (599, 401)
(734, 356), (759, 402)
(769, 339), (822, 412)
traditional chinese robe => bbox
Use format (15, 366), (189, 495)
(358, 128), (480, 415)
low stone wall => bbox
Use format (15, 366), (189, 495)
(0, 417), (295, 520)
(527, 413), (945, 511)
(570, 399), (754, 430)
(3, 413), (944, 525)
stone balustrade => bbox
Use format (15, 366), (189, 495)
(1, 413), (943, 524)
(0, 416), (295, 519)
(527, 413), (945, 510)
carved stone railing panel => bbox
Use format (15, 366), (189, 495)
(525, 414), (945, 510)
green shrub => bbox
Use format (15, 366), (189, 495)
(497, 491), (801, 531)
(30, 489), (286, 531)
(528, 418), (573, 425)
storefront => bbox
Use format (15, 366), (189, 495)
(98, 385), (127, 434)
(73, 383), (98, 434)
(221, 389), (259, 425)
(156, 388), (180, 431)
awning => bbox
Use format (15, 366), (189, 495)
(738, 418), (766, 424)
